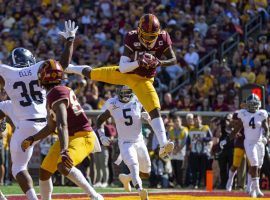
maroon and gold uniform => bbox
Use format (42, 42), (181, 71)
(47, 85), (92, 135)
(90, 30), (172, 112)
(41, 85), (96, 173)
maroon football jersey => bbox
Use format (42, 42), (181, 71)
(47, 85), (92, 136)
(234, 129), (245, 149)
(124, 30), (172, 78)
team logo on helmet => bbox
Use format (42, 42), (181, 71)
(246, 93), (261, 113)
(38, 59), (63, 86)
(138, 14), (160, 49)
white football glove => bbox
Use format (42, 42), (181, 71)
(219, 139), (227, 149)
(97, 129), (111, 146)
(141, 111), (151, 123)
(58, 20), (78, 40)
(262, 137), (268, 145)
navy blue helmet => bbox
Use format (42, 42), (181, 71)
(8, 48), (36, 68)
(246, 93), (261, 113)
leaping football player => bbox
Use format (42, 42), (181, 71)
(97, 86), (151, 200)
(21, 60), (103, 200)
(66, 13), (176, 159)
(220, 94), (269, 198)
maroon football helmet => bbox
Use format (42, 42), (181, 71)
(38, 59), (63, 86)
(138, 14), (160, 49)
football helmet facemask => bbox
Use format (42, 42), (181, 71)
(246, 93), (261, 113)
(138, 14), (160, 49)
(117, 86), (133, 103)
(38, 59), (63, 87)
(8, 48), (36, 68)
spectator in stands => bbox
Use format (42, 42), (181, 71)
(255, 65), (268, 86)
(187, 114), (213, 189)
(212, 94), (229, 111)
(169, 116), (188, 188)
(232, 42), (247, 68)
(204, 24), (222, 51)
(241, 65), (256, 83)
(242, 48), (255, 69)
(194, 15), (208, 37)
(161, 93), (176, 110)
(184, 43), (199, 72)
(233, 68), (248, 87)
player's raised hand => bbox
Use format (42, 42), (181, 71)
(21, 136), (34, 152)
(58, 20), (78, 40)
(60, 149), (73, 169)
(141, 111), (151, 123)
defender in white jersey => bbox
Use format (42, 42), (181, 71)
(221, 94), (269, 198)
(0, 20), (77, 200)
(96, 86), (151, 200)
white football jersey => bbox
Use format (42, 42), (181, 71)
(105, 96), (143, 142)
(0, 100), (17, 126)
(0, 62), (47, 120)
(237, 109), (268, 142)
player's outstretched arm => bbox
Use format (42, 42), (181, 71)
(58, 20), (78, 70)
(96, 110), (112, 146)
(21, 117), (56, 151)
(159, 46), (177, 67)
(65, 64), (92, 77)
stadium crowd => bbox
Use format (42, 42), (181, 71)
(0, 0), (270, 192)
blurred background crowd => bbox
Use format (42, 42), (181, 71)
(0, 0), (270, 191)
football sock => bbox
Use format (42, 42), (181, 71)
(39, 178), (53, 200)
(228, 170), (237, 182)
(25, 188), (38, 200)
(150, 117), (167, 147)
(252, 177), (260, 191)
(67, 167), (98, 198)
(128, 164), (142, 190)
(247, 173), (252, 192)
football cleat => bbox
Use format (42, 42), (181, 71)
(0, 191), (6, 200)
(256, 189), (264, 197)
(139, 189), (149, 200)
(119, 174), (131, 192)
(159, 141), (174, 159)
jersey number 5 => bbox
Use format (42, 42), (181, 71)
(13, 80), (43, 107)
(123, 108), (133, 126)
(249, 117), (256, 129)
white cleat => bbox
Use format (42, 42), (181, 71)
(250, 189), (257, 198)
(0, 191), (7, 200)
(91, 193), (104, 200)
(256, 189), (264, 197)
(139, 189), (149, 200)
(226, 179), (233, 192)
(119, 174), (131, 192)
(159, 141), (174, 159)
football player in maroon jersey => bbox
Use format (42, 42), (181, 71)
(21, 60), (103, 200)
(66, 14), (176, 159)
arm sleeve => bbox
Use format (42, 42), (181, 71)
(119, 56), (139, 73)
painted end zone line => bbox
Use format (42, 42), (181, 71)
(6, 190), (270, 198)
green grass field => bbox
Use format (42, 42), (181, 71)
(0, 184), (122, 195)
